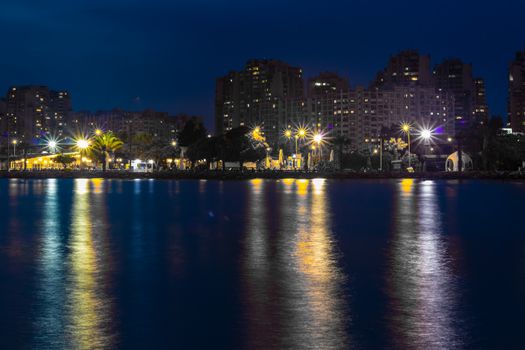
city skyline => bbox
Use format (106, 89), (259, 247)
(1, 0), (524, 128)
(2, 3), (525, 349)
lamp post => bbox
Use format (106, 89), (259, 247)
(292, 128), (307, 169)
(296, 128), (306, 153)
(313, 133), (323, 159)
(379, 137), (383, 171)
(48, 140), (57, 154)
(12, 139), (18, 157)
(401, 123), (411, 168)
(76, 139), (89, 169)
(420, 129), (432, 171)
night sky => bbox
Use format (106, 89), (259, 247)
(1, 0), (524, 128)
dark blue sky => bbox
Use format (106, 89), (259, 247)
(1, 0), (524, 128)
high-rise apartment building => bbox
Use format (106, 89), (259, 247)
(307, 72), (349, 97)
(215, 59), (304, 145)
(68, 109), (198, 145)
(508, 50), (525, 132)
(433, 59), (473, 130)
(4, 86), (71, 144)
(215, 71), (239, 136)
(49, 90), (72, 135)
(215, 53), (484, 152)
(433, 59), (488, 131)
(332, 85), (455, 149)
(304, 72), (349, 134)
(373, 50), (432, 87)
(473, 78), (489, 125)
(0, 98), (6, 135)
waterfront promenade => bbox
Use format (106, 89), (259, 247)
(1, 170), (524, 180)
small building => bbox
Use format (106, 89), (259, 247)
(10, 152), (82, 170)
(446, 151), (473, 172)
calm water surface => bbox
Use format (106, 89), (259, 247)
(0, 178), (524, 349)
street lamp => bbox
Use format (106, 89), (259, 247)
(95, 129), (103, 136)
(421, 129), (432, 141)
(295, 127), (307, 153)
(48, 140), (57, 153)
(76, 139), (89, 169)
(12, 139), (18, 156)
(76, 139), (89, 150)
(401, 123), (412, 168)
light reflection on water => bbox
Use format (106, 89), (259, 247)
(65, 179), (117, 349)
(243, 178), (350, 349)
(2, 178), (524, 348)
(387, 179), (462, 349)
(33, 179), (66, 348)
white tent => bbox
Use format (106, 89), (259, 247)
(446, 151), (473, 171)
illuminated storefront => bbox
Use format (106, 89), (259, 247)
(10, 152), (84, 170)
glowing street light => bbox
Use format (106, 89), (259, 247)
(48, 140), (58, 153)
(12, 139), (18, 156)
(95, 129), (103, 136)
(75, 138), (90, 169)
(76, 139), (89, 150)
(171, 140), (177, 147)
(313, 133), (323, 145)
(295, 127), (308, 155)
(400, 123), (412, 168)
(421, 129), (432, 141)
(284, 129), (292, 139)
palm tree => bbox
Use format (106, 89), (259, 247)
(92, 131), (124, 171)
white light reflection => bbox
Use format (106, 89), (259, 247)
(387, 179), (462, 349)
(33, 179), (66, 348)
(243, 179), (271, 344)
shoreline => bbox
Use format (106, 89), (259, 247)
(1, 170), (524, 181)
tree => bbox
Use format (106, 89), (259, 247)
(132, 132), (154, 159)
(186, 136), (218, 169)
(216, 126), (266, 170)
(54, 154), (76, 169)
(484, 133), (525, 170)
(177, 119), (207, 148)
(140, 139), (179, 169)
(334, 136), (351, 170)
(92, 131), (124, 171)
(341, 152), (367, 171)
